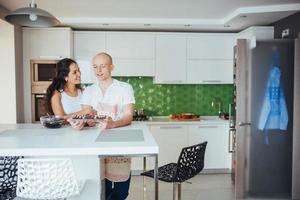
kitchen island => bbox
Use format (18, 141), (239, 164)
(0, 123), (159, 200)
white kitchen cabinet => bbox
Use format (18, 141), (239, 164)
(106, 32), (155, 76)
(131, 123), (231, 172)
(73, 31), (106, 60)
(187, 60), (233, 84)
(188, 124), (230, 169)
(235, 26), (274, 45)
(186, 34), (234, 84)
(154, 34), (187, 84)
(187, 34), (234, 60)
(23, 27), (73, 123)
(23, 27), (73, 59)
(73, 31), (106, 84)
(146, 125), (188, 169)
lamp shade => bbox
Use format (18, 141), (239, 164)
(5, 2), (60, 27)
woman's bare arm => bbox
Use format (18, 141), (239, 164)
(51, 91), (96, 119)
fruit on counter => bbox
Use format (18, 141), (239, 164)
(180, 113), (195, 119)
(169, 113), (200, 120)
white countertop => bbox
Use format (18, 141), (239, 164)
(0, 123), (158, 156)
(134, 116), (229, 125)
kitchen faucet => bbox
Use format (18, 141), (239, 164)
(211, 97), (223, 116)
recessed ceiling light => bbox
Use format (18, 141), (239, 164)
(224, 24), (231, 28)
(184, 24), (191, 27)
(144, 24), (151, 26)
(240, 15), (247, 18)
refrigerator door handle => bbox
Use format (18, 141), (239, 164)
(228, 129), (234, 153)
(238, 122), (251, 126)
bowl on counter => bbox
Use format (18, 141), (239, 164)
(40, 115), (65, 128)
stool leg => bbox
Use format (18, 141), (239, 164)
(143, 157), (147, 200)
(178, 183), (181, 200)
(173, 182), (177, 200)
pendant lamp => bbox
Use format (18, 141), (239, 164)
(5, 0), (60, 27)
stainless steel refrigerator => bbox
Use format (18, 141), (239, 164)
(234, 38), (299, 199)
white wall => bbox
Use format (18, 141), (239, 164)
(14, 25), (24, 123)
(0, 19), (17, 123)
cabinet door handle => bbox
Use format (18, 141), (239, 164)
(159, 126), (182, 129)
(35, 94), (45, 98)
(202, 80), (222, 83)
(161, 80), (183, 83)
(197, 126), (218, 128)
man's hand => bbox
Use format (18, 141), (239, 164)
(86, 120), (96, 127)
(98, 117), (115, 129)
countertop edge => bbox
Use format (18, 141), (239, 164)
(132, 116), (229, 125)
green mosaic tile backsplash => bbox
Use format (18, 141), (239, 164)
(116, 77), (233, 116)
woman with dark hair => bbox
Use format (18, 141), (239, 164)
(46, 58), (96, 119)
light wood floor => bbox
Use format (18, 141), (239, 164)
(127, 174), (289, 200)
(127, 174), (234, 200)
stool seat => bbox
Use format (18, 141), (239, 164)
(141, 163), (177, 182)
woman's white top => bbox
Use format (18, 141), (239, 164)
(61, 89), (82, 114)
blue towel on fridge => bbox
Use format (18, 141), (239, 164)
(258, 66), (288, 134)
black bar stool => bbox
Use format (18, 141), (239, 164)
(141, 141), (207, 200)
(0, 157), (20, 200)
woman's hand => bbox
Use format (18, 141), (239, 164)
(98, 117), (115, 129)
(69, 120), (85, 130)
(81, 107), (97, 116)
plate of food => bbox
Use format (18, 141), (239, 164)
(169, 113), (200, 121)
(67, 114), (107, 123)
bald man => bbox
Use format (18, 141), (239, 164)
(80, 52), (135, 200)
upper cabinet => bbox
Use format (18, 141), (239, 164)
(23, 27), (73, 59)
(106, 32), (155, 59)
(73, 31), (106, 83)
(73, 31), (106, 60)
(73, 31), (235, 82)
(186, 34), (234, 84)
(154, 33), (234, 84)
(187, 60), (233, 84)
(106, 32), (155, 77)
(154, 34), (187, 84)
(74, 31), (155, 77)
(187, 34), (234, 59)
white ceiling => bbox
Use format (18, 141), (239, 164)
(0, 0), (300, 31)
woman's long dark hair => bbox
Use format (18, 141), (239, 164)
(45, 58), (81, 114)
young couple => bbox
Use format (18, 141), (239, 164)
(46, 52), (134, 200)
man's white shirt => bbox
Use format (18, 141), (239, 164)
(80, 79), (135, 120)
